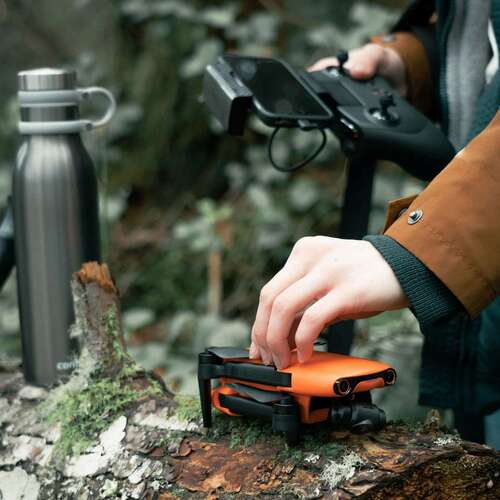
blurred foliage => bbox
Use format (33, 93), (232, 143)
(0, 0), (407, 348)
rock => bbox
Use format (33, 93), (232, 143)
(125, 424), (166, 454)
(18, 385), (49, 401)
(100, 415), (127, 455)
(128, 458), (156, 484)
(9, 407), (43, 437)
(132, 403), (200, 432)
(40, 422), (61, 443)
(122, 481), (145, 499)
(64, 415), (127, 478)
(64, 450), (111, 478)
(0, 435), (48, 466)
(0, 397), (11, 424)
(111, 451), (142, 479)
(0, 467), (40, 500)
(125, 425), (152, 453)
(0, 397), (22, 426)
(100, 479), (119, 498)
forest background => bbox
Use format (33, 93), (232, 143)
(0, 0), (434, 422)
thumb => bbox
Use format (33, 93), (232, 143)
(344, 44), (386, 80)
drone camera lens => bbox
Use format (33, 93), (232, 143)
(335, 379), (351, 396)
(384, 369), (396, 385)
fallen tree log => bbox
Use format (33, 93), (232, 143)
(0, 262), (498, 499)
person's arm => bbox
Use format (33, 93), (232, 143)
(250, 112), (500, 368)
(384, 110), (500, 318)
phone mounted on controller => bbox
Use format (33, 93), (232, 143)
(203, 51), (455, 179)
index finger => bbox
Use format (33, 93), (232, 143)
(307, 57), (338, 72)
(251, 264), (307, 363)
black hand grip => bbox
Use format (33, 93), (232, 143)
(0, 198), (15, 291)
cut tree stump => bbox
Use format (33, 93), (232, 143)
(0, 262), (498, 499)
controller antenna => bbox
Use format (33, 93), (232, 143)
(336, 50), (349, 72)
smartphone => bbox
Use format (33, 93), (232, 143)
(223, 54), (333, 126)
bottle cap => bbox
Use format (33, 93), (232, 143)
(18, 68), (77, 91)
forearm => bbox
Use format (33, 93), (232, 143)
(384, 111), (500, 317)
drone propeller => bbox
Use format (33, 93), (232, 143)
(208, 339), (325, 362)
(206, 346), (250, 359)
(226, 382), (287, 403)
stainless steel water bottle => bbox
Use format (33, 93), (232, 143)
(14, 68), (115, 385)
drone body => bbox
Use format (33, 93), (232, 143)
(198, 347), (396, 445)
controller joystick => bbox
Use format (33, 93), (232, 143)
(371, 91), (399, 124)
(325, 50), (349, 75)
(380, 92), (395, 115)
(336, 50), (349, 72)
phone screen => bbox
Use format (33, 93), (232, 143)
(224, 55), (332, 121)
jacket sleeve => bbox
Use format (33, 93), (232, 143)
(371, 0), (439, 117)
(384, 110), (500, 317)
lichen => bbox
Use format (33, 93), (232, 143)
(434, 435), (461, 447)
(320, 452), (364, 490)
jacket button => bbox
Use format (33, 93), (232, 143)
(407, 209), (423, 225)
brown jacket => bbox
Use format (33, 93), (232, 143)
(374, 32), (500, 318)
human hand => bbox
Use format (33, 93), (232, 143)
(308, 43), (407, 96)
(249, 237), (409, 369)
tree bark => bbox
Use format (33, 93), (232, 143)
(0, 263), (498, 499)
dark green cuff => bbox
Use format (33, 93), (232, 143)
(364, 234), (463, 328)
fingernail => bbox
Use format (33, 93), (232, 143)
(297, 351), (304, 363)
(272, 354), (282, 370)
(262, 351), (272, 365)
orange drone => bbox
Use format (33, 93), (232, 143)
(198, 345), (396, 445)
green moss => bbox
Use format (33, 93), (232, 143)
(207, 413), (346, 465)
(167, 486), (190, 498)
(42, 300), (174, 460)
(47, 378), (140, 458)
(104, 305), (129, 365)
(207, 413), (278, 448)
(174, 395), (201, 422)
(47, 347), (167, 459)
(277, 428), (346, 464)
(48, 373), (169, 459)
